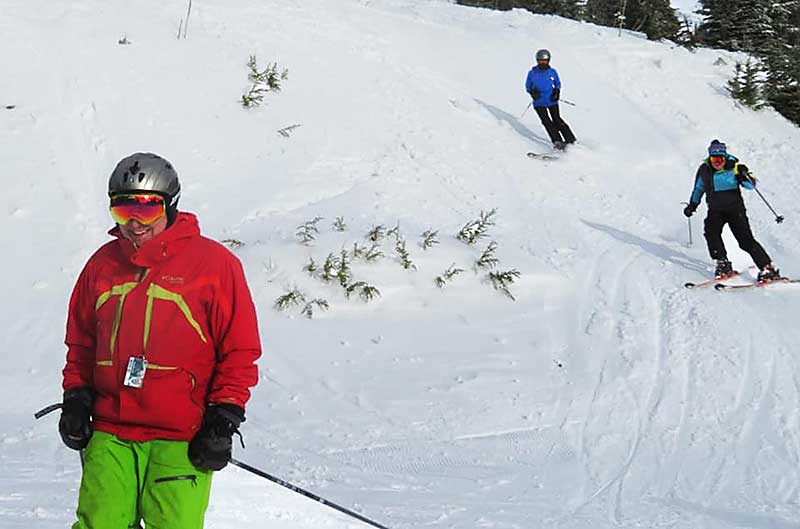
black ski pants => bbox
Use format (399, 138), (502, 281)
(704, 205), (771, 269)
(534, 104), (576, 145)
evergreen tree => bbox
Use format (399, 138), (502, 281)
(514, 0), (583, 18)
(728, 58), (766, 109)
(698, 0), (776, 51)
(629, 0), (680, 40)
(763, 1), (800, 123)
(456, 0), (583, 19)
(585, 0), (679, 40)
(584, 0), (618, 27)
(696, 0), (730, 47)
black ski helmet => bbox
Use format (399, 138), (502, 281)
(536, 49), (551, 61)
(108, 152), (181, 225)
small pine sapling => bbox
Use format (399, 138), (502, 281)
(487, 269), (521, 301)
(359, 284), (381, 302)
(366, 224), (387, 243)
(395, 239), (416, 270)
(274, 288), (306, 310)
(321, 253), (337, 282)
(296, 216), (323, 245)
(301, 298), (329, 319)
(387, 222), (401, 241)
(332, 216), (347, 232)
(241, 55), (289, 108)
(220, 238), (244, 250)
(303, 257), (318, 276)
(364, 244), (383, 262)
(457, 208), (497, 245)
(434, 263), (464, 288)
(336, 249), (352, 287)
(277, 124), (302, 138)
(345, 281), (381, 302)
(420, 229), (439, 250)
(352, 242), (367, 259)
(475, 241), (499, 270)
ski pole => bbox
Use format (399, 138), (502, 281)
(34, 402), (86, 469)
(520, 101), (532, 119)
(229, 458), (391, 529)
(34, 403), (388, 526)
(35, 402), (62, 419)
(745, 172), (784, 224)
(560, 98), (576, 107)
(680, 202), (693, 246)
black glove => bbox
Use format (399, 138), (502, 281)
(683, 203), (698, 218)
(188, 403), (245, 471)
(58, 387), (95, 450)
(550, 88), (560, 102)
(736, 164), (755, 184)
(530, 88), (541, 100)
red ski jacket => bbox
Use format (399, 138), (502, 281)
(62, 212), (262, 442)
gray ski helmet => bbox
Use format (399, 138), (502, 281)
(108, 152), (181, 225)
(536, 49), (551, 61)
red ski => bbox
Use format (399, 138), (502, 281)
(684, 266), (756, 289)
(714, 277), (800, 290)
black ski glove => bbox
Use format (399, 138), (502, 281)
(58, 387), (95, 450)
(188, 403), (245, 471)
(550, 88), (560, 102)
(530, 88), (541, 100)
(736, 164), (754, 184)
(683, 203), (698, 218)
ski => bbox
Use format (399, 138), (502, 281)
(714, 277), (800, 290)
(684, 266), (755, 289)
(526, 152), (559, 161)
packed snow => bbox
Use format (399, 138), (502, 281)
(2, 1), (800, 528)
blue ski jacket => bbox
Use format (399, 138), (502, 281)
(525, 65), (561, 108)
(689, 154), (755, 210)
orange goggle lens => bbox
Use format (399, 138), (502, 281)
(110, 194), (166, 225)
(710, 155), (725, 164)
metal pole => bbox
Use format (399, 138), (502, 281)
(520, 101), (532, 119)
(680, 202), (693, 246)
(744, 173), (784, 223)
(229, 458), (391, 529)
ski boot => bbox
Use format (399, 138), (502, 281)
(553, 141), (567, 151)
(757, 263), (781, 282)
(714, 259), (734, 278)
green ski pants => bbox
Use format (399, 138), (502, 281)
(72, 431), (213, 529)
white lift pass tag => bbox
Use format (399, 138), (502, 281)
(123, 356), (148, 388)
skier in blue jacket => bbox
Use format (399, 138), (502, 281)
(683, 139), (780, 281)
(525, 49), (576, 150)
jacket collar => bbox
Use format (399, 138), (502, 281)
(109, 212), (201, 268)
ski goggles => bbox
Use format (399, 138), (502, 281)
(709, 155), (726, 164)
(109, 193), (166, 225)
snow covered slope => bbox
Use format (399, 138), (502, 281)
(2, 1), (800, 528)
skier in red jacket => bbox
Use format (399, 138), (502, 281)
(59, 152), (262, 528)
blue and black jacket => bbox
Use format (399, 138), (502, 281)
(525, 65), (561, 108)
(688, 154), (754, 211)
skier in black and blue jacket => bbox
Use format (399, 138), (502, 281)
(683, 139), (780, 281)
(524, 49), (576, 150)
